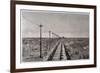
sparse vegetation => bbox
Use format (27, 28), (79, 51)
(22, 38), (89, 62)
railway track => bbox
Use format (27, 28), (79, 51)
(44, 39), (71, 61)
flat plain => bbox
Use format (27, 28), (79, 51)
(22, 38), (89, 62)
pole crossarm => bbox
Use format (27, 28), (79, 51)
(51, 31), (61, 38)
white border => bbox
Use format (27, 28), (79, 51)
(16, 5), (94, 69)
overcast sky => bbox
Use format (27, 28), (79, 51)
(21, 10), (89, 38)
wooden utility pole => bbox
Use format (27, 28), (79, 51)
(39, 24), (43, 58)
(48, 31), (51, 50)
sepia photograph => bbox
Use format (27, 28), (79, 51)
(21, 10), (89, 62)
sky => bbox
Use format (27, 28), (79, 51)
(21, 9), (89, 38)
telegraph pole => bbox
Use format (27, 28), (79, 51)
(39, 24), (43, 58)
(48, 31), (51, 50)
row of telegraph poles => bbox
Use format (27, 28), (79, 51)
(23, 16), (59, 58)
(39, 24), (60, 58)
